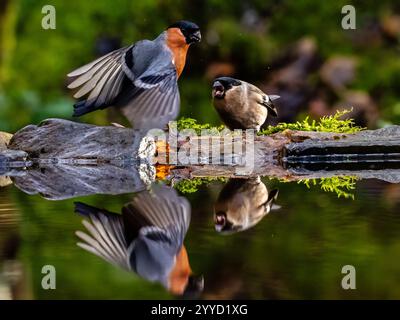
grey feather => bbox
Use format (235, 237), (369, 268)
(269, 94), (280, 101)
(67, 46), (131, 108)
(127, 185), (190, 246)
(76, 214), (132, 271)
(75, 185), (191, 280)
(67, 49), (117, 77)
(67, 32), (181, 130)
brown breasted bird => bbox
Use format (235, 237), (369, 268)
(67, 21), (201, 130)
(75, 185), (204, 297)
(214, 177), (279, 234)
(212, 77), (280, 131)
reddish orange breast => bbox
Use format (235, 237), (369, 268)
(168, 246), (192, 295)
(166, 28), (190, 78)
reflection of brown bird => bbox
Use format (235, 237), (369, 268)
(214, 177), (279, 234)
(67, 21), (201, 130)
(212, 77), (280, 131)
(75, 185), (203, 297)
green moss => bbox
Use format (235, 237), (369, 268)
(259, 109), (363, 135)
(176, 117), (225, 134)
(294, 176), (357, 199)
(174, 177), (227, 194)
(176, 110), (362, 137)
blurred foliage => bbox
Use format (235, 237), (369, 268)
(1, 0), (400, 132)
(260, 109), (363, 135)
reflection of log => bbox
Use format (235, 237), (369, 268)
(0, 131), (27, 186)
(2, 119), (400, 186)
(12, 163), (153, 200)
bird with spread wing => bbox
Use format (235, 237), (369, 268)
(67, 21), (201, 130)
(74, 185), (204, 297)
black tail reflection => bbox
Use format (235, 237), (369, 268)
(214, 177), (280, 234)
(74, 185), (203, 297)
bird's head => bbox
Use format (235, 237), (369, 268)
(212, 77), (242, 99)
(168, 20), (201, 45)
(215, 210), (240, 233)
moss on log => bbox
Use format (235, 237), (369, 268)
(1, 119), (400, 195)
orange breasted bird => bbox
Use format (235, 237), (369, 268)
(67, 21), (201, 130)
(75, 185), (204, 297)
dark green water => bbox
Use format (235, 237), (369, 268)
(1, 178), (400, 299)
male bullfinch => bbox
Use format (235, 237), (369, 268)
(214, 177), (279, 234)
(74, 185), (204, 297)
(212, 77), (280, 131)
(67, 21), (201, 130)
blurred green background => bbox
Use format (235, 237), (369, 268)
(1, 0), (400, 132)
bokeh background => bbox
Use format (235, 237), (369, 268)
(1, 0), (400, 132)
(2, 0), (400, 300)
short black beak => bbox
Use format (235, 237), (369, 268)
(213, 81), (223, 90)
(189, 30), (201, 43)
(215, 211), (227, 232)
(212, 81), (225, 99)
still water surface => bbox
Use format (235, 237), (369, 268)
(0, 177), (400, 299)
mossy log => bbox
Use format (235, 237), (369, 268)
(1, 119), (400, 195)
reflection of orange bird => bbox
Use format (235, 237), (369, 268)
(75, 185), (203, 297)
(169, 246), (192, 295)
(67, 21), (201, 130)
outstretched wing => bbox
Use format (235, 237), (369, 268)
(74, 202), (133, 271)
(123, 185), (191, 248)
(67, 46), (133, 116)
(67, 37), (180, 130)
(120, 70), (180, 130)
(74, 185), (191, 272)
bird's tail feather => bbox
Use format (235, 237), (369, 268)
(73, 101), (101, 117)
(74, 201), (118, 218)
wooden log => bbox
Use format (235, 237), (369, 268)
(2, 119), (400, 193)
(8, 118), (147, 161)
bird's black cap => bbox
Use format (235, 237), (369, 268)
(213, 77), (242, 88)
(182, 275), (204, 299)
(168, 20), (201, 44)
(168, 20), (199, 31)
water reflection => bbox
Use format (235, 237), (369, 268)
(11, 163), (153, 200)
(4, 159), (400, 298)
(214, 177), (279, 234)
(0, 191), (30, 300)
(75, 185), (204, 297)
